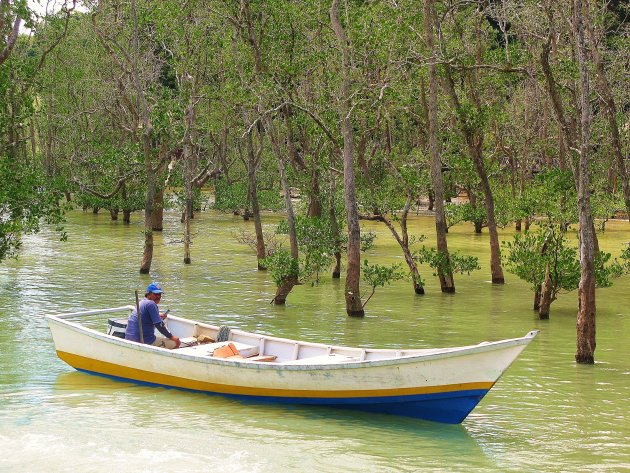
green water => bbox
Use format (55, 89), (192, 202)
(0, 210), (629, 472)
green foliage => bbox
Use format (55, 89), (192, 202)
(213, 179), (283, 213)
(414, 247), (480, 277)
(360, 230), (377, 252)
(0, 156), (67, 261)
(360, 259), (405, 308)
(519, 169), (577, 225)
(260, 250), (299, 287)
(213, 180), (248, 213)
(502, 228), (628, 299)
(277, 216), (336, 282)
(362, 260), (405, 289)
(445, 202), (486, 229)
(503, 229), (579, 293)
(457, 99), (489, 135)
(590, 191), (624, 231)
(171, 187), (205, 212)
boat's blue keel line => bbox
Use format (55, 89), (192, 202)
(75, 367), (488, 424)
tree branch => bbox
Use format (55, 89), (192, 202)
(23, 1), (77, 93)
(73, 169), (142, 199)
(0, 14), (20, 67)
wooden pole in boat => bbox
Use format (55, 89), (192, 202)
(135, 290), (144, 344)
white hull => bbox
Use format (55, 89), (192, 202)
(47, 306), (538, 423)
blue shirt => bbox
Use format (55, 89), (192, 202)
(125, 299), (161, 344)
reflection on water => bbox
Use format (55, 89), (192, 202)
(40, 371), (490, 473)
(1, 210), (629, 472)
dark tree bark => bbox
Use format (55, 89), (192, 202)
(573, 0), (596, 364)
(234, 2), (267, 270)
(441, 64), (504, 283)
(376, 195), (425, 295)
(424, 0), (455, 293)
(267, 118), (299, 304)
(331, 0), (363, 316)
(586, 17), (630, 222)
(152, 189), (164, 231)
(329, 172), (342, 279)
(538, 265), (553, 320)
(533, 285), (542, 311)
(245, 130), (267, 269)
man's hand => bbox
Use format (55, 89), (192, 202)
(171, 336), (181, 348)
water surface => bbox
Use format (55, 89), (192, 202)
(1, 210), (628, 472)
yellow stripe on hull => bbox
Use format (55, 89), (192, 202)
(57, 350), (494, 399)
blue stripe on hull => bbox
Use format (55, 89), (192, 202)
(230, 390), (489, 424)
(75, 368), (487, 424)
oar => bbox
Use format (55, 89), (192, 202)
(135, 290), (144, 344)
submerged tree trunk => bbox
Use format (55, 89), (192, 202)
(329, 172), (342, 279)
(574, 0), (596, 364)
(331, 0), (363, 316)
(376, 196), (424, 295)
(183, 94), (196, 265)
(140, 155), (156, 274)
(533, 285), (542, 311)
(120, 181), (131, 224)
(269, 119), (299, 304)
(424, 0), (455, 293)
(152, 188), (164, 231)
(130, 0), (155, 275)
(538, 265), (553, 319)
(245, 130), (266, 270)
(471, 142), (505, 284)
(440, 22), (504, 284)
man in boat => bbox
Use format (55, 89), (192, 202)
(125, 283), (181, 349)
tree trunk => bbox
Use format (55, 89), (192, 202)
(329, 172), (342, 279)
(246, 131), (266, 269)
(120, 181), (131, 224)
(586, 17), (630, 222)
(182, 78), (198, 265)
(470, 143), (505, 283)
(233, 8), (266, 270)
(533, 285), (542, 311)
(140, 156), (155, 274)
(424, 0), (455, 293)
(331, 0), (363, 316)
(183, 144), (193, 266)
(152, 188), (164, 231)
(274, 276), (299, 305)
(538, 265), (553, 319)
(574, 0), (596, 364)
(377, 197), (425, 295)
(268, 119), (299, 304)
(130, 0), (155, 274)
(307, 168), (322, 217)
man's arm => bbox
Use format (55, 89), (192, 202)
(154, 321), (181, 348)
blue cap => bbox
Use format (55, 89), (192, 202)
(146, 283), (163, 294)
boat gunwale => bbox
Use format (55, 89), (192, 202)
(46, 309), (539, 371)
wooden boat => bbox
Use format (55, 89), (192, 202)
(47, 306), (538, 424)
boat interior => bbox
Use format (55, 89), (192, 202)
(100, 308), (446, 365)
